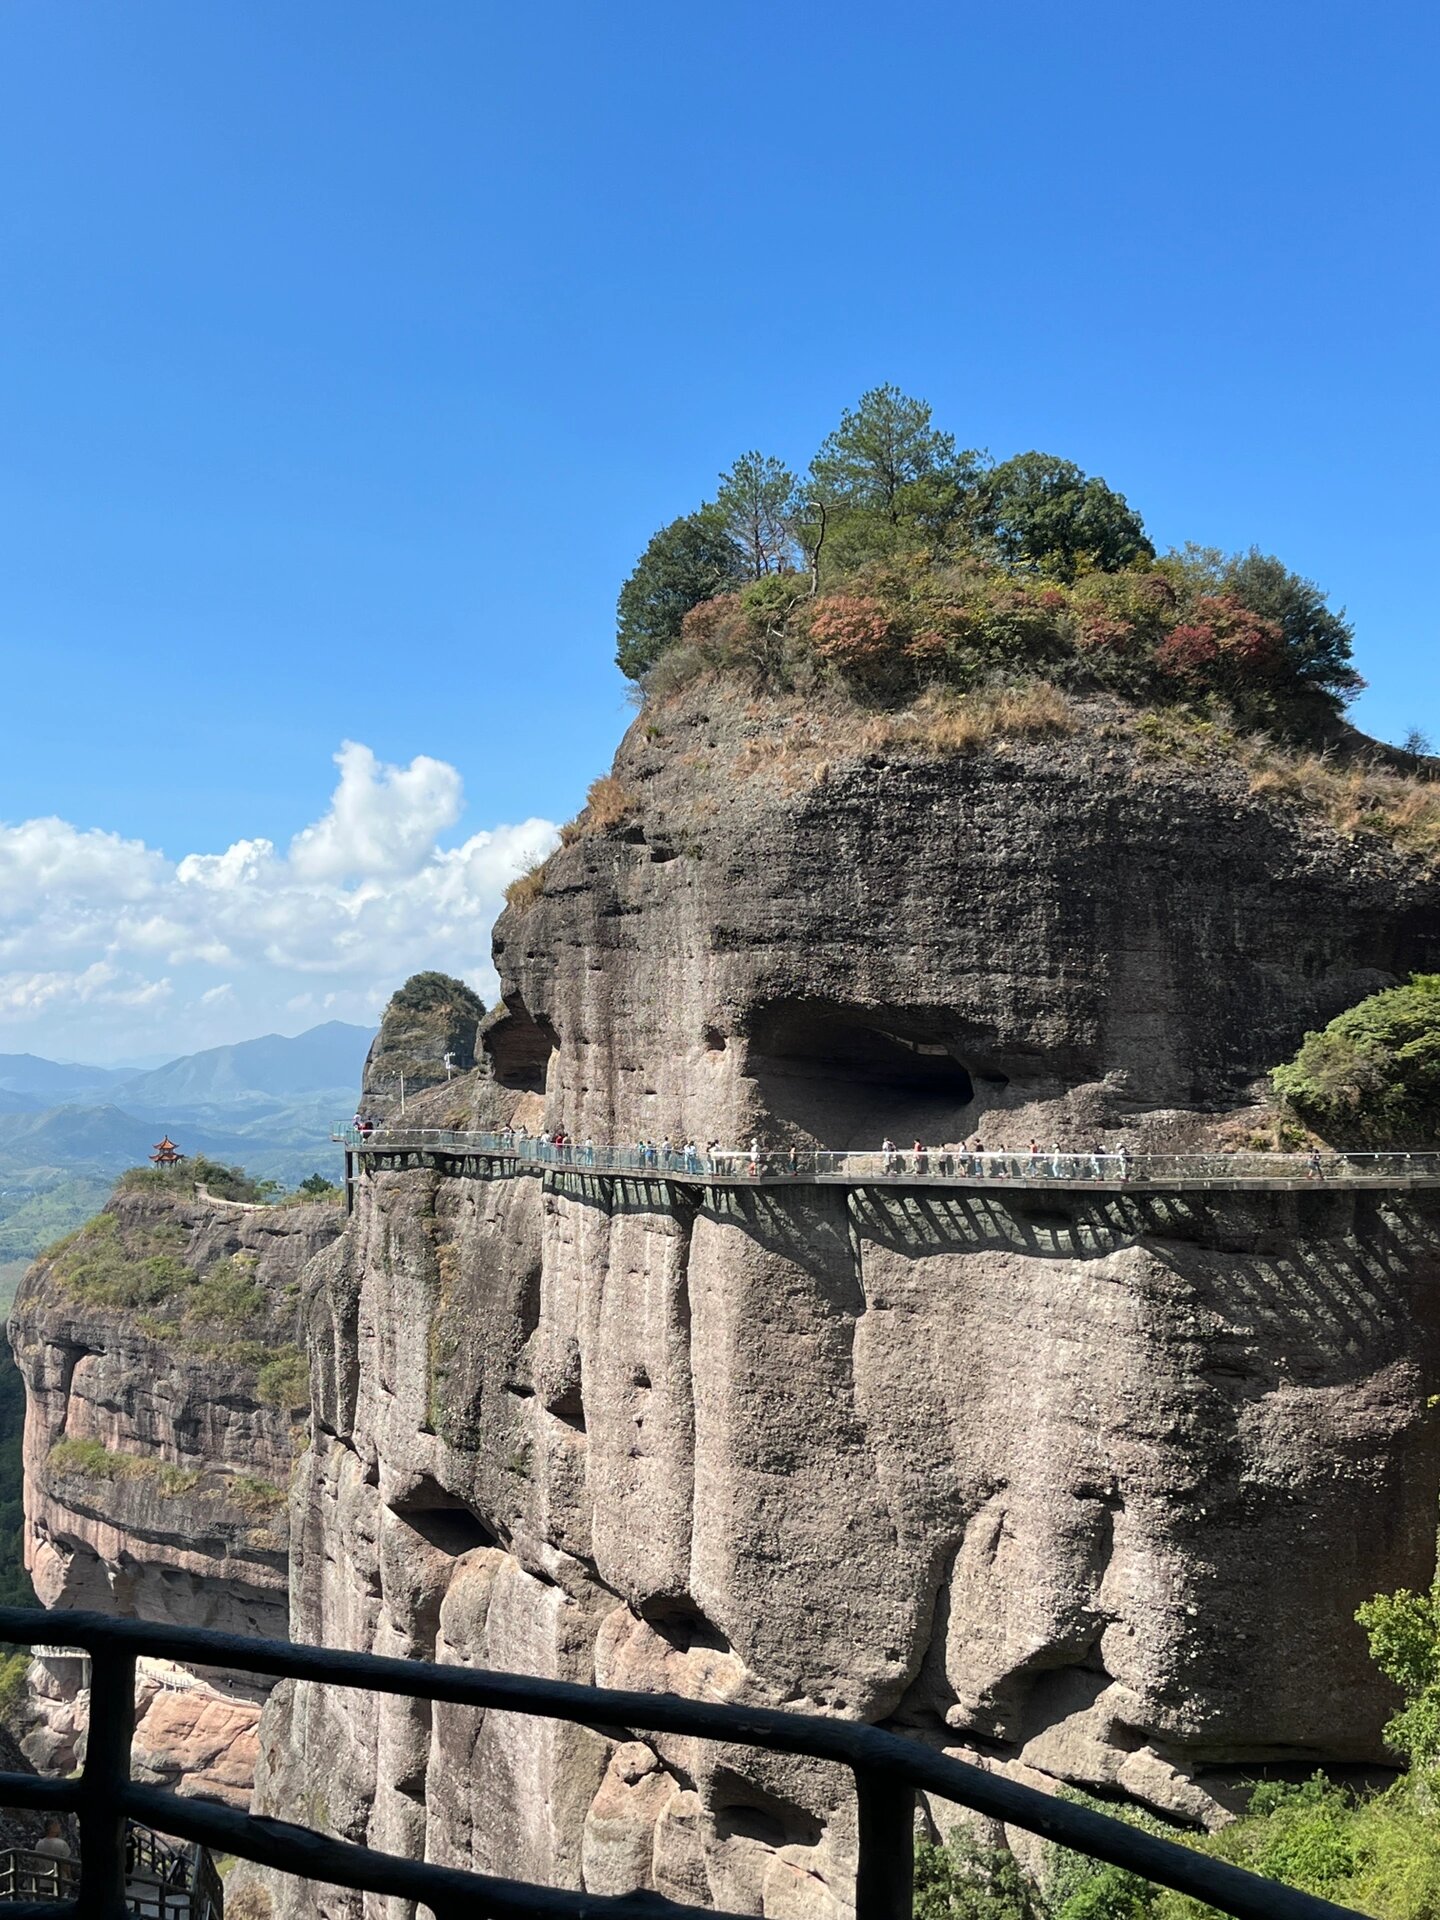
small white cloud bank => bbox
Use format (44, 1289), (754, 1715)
(0, 743), (558, 1062)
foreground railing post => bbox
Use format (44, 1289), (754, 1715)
(854, 1769), (913, 1920)
(76, 1646), (135, 1920)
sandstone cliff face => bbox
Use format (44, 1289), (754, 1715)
(10, 1181), (342, 1804)
(487, 689), (1440, 1149)
(250, 689), (1440, 1917)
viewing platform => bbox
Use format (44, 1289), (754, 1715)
(332, 1126), (1440, 1195)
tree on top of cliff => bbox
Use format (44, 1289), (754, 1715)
(389, 971), (486, 1021)
(615, 510), (747, 679)
(1272, 975), (1440, 1146)
(804, 385), (985, 571)
(715, 452), (799, 580)
(975, 452), (1154, 580)
(616, 385), (1363, 739)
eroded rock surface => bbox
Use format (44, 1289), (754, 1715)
(10, 1180), (342, 1803)
(253, 690), (1440, 1917)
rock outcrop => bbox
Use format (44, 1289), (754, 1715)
(10, 1178), (342, 1804)
(361, 972), (486, 1108)
(249, 687), (1440, 1916)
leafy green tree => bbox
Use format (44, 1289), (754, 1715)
(716, 452), (797, 579)
(805, 385), (983, 571)
(1054, 1867), (1156, 1920)
(1357, 1581), (1440, 1772)
(391, 971), (486, 1020)
(1271, 975), (1440, 1146)
(979, 453), (1153, 579)
(1221, 549), (1361, 707)
(297, 1173), (341, 1198)
(914, 1831), (1044, 1920)
(1162, 545), (1360, 717)
(1235, 1778), (1366, 1894)
(616, 510), (745, 679)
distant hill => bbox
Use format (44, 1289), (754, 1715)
(0, 1053), (131, 1100)
(0, 1021), (375, 1262)
(115, 1021), (375, 1109)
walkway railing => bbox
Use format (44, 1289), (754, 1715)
(334, 1125), (1440, 1190)
(0, 1606), (1369, 1920)
(0, 1824), (219, 1920)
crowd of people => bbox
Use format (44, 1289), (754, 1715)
(351, 1120), (1337, 1183)
(478, 1126), (1149, 1181)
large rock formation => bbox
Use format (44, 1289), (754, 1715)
(10, 1178), (342, 1804)
(361, 972), (486, 1109)
(249, 686), (1440, 1916)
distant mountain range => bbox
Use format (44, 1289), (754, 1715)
(0, 1021), (375, 1264)
(0, 1021), (374, 1114)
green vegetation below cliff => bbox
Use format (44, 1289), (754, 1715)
(916, 1777), (1440, 1920)
(1273, 975), (1440, 1147)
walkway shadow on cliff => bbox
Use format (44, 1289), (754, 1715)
(848, 1187), (1440, 1376)
(545, 1173), (1440, 1372)
(548, 1171), (861, 1298)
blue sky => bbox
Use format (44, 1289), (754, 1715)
(0, 0), (1435, 1058)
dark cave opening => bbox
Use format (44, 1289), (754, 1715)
(482, 994), (559, 1094)
(391, 1476), (499, 1557)
(745, 1000), (981, 1147)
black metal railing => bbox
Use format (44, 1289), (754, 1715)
(0, 1607), (1370, 1920)
(0, 1828), (219, 1920)
(0, 1854), (77, 1908)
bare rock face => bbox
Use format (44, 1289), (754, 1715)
(9, 1180), (342, 1804)
(249, 687), (1440, 1914)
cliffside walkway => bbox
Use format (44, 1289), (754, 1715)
(333, 1125), (1440, 1194)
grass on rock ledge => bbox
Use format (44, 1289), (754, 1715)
(40, 1209), (310, 1411)
(46, 1437), (285, 1515)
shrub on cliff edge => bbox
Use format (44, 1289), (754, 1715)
(1271, 975), (1440, 1146)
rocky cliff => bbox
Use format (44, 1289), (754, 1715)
(246, 686), (1440, 1917)
(9, 1178), (342, 1803)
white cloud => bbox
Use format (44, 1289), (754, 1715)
(0, 744), (559, 1061)
(0, 962), (172, 1015)
(288, 742), (463, 881)
(0, 819), (165, 910)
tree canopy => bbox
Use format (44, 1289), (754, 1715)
(613, 384), (1363, 738)
(716, 452), (796, 580)
(976, 452), (1154, 578)
(805, 384), (983, 569)
(1271, 974), (1440, 1146)
(616, 511), (745, 680)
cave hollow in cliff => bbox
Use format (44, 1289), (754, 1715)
(745, 1000), (988, 1146)
(389, 1477), (499, 1557)
(482, 995), (559, 1094)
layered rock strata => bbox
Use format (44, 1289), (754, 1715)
(10, 1181), (342, 1803)
(253, 688), (1440, 1917)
